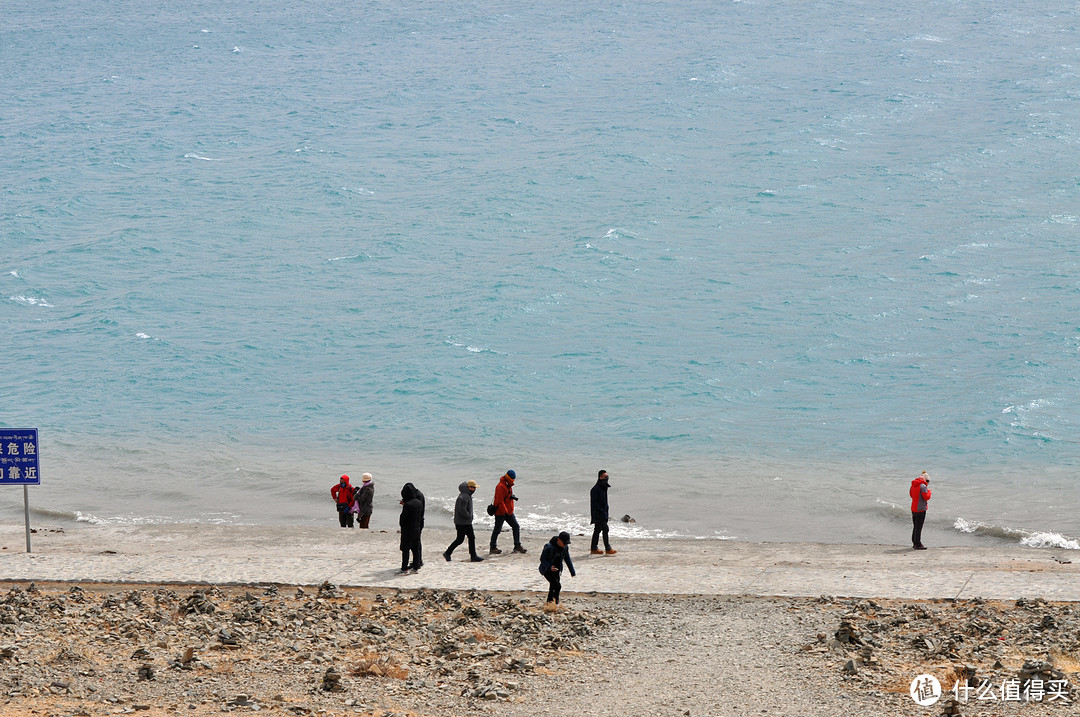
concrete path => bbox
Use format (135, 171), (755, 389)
(0, 522), (1076, 600)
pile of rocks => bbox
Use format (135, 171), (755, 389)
(0, 581), (614, 716)
(811, 596), (1079, 711)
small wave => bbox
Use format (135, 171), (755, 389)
(8, 270), (18, 277)
(183, 153), (222, 161)
(1001, 398), (1052, 415)
(501, 507), (696, 540)
(73, 511), (247, 527)
(74, 511), (109, 525)
(341, 185), (374, 196)
(328, 254), (369, 262)
(953, 518), (1080, 550)
(445, 340), (499, 355)
(9, 295), (53, 307)
(31, 508), (81, 522)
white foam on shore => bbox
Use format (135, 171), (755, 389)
(953, 517), (1080, 550)
(74, 510), (247, 527)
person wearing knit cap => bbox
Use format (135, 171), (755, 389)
(330, 474), (355, 528)
(443, 480), (484, 562)
(489, 470), (527, 554)
(539, 531), (575, 611)
(355, 473), (375, 529)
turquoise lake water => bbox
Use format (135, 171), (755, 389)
(3, 0), (1080, 548)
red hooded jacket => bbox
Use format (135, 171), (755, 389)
(909, 475), (931, 513)
(331, 476), (355, 506)
(493, 474), (516, 516)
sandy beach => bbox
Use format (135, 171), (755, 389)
(0, 521), (1076, 716)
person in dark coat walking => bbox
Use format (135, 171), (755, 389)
(538, 531), (575, 611)
(330, 475), (355, 528)
(589, 469), (617, 555)
(356, 473), (374, 529)
(443, 480), (484, 562)
(398, 483), (425, 573)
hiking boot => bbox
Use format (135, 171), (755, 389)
(914, 545), (927, 550)
(512, 545), (528, 554)
(470, 555), (484, 562)
(590, 549), (604, 555)
(489, 547), (502, 554)
(442, 551), (451, 562)
(605, 549), (618, 555)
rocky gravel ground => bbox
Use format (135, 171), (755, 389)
(0, 582), (1076, 717)
(812, 595), (1079, 717)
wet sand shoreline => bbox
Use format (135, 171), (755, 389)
(0, 522), (1077, 716)
(1, 521), (1077, 600)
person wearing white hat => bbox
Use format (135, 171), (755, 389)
(356, 473), (374, 529)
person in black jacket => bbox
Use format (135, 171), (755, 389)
(589, 469), (616, 555)
(444, 480), (484, 562)
(398, 483), (425, 574)
(538, 531), (575, 611)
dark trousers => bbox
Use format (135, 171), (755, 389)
(911, 511), (926, 548)
(401, 536), (423, 570)
(490, 513), (521, 549)
(544, 571), (562, 603)
(591, 522), (611, 551)
(358, 514), (371, 529)
(337, 507), (354, 528)
(446, 525), (477, 558)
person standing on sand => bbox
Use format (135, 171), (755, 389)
(589, 469), (617, 555)
(539, 531), (576, 612)
(330, 475), (355, 528)
(490, 470), (527, 555)
(399, 483), (424, 573)
(910, 470), (931, 550)
(356, 473), (374, 529)
(444, 480), (484, 562)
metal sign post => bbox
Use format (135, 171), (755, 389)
(24, 485), (31, 553)
(0, 428), (40, 554)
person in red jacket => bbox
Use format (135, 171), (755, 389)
(489, 470), (527, 554)
(331, 474), (356, 528)
(909, 471), (931, 550)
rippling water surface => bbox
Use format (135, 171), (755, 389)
(3, 0), (1080, 548)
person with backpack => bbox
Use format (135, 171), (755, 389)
(538, 531), (576, 612)
(489, 470), (527, 554)
(443, 480), (484, 562)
